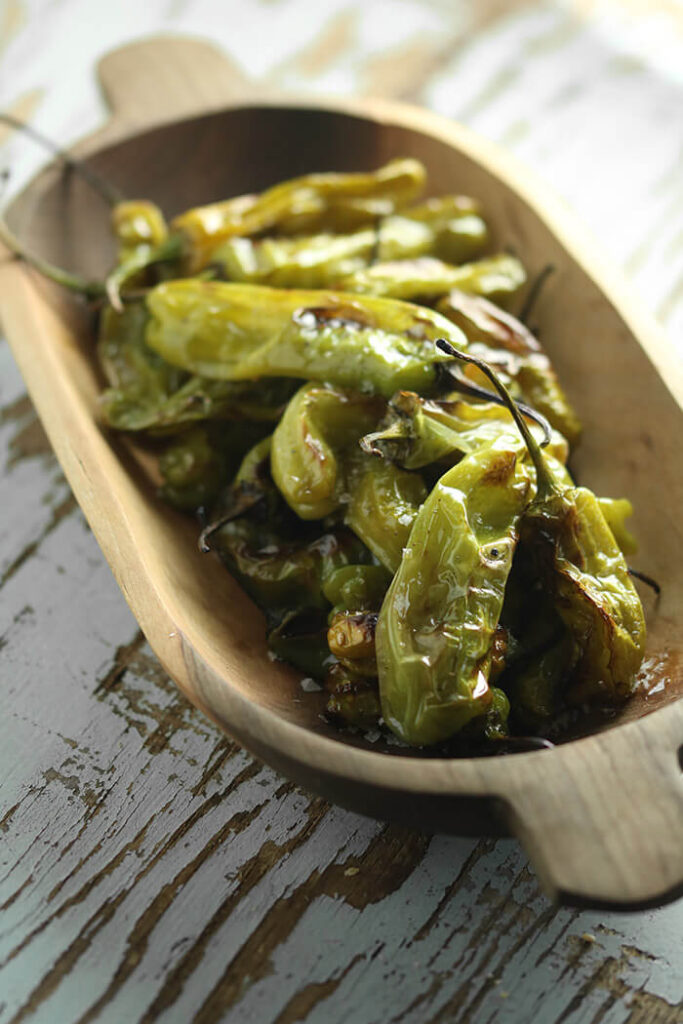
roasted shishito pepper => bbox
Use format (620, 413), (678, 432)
(361, 390), (569, 470)
(437, 289), (581, 445)
(213, 199), (489, 289)
(17, 141), (642, 750)
(520, 471), (646, 705)
(97, 301), (297, 433)
(339, 254), (526, 306)
(204, 437), (379, 679)
(436, 341), (646, 710)
(268, 382), (428, 573)
(106, 200), (183, 311)
(143, 280), (466, 398)
(112, 200), (169, 262)
(270, 383), (385, 519)
(376, 438), (535, 745)
(172, 158), (427, 271)
(102, 159), (434, 307)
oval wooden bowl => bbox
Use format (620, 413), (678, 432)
(2, 37), (682, 910)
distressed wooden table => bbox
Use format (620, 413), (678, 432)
(1, 2), (682, 1022)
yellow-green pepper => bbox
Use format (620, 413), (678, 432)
(377, 438), (535, 745)
(339, 254), (526, 305)
(144, 280), (465, 398)
(270, 383), (384, 519)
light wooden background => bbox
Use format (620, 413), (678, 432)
(1, 1), (682, 1022)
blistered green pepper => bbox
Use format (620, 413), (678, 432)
(437, 289), (581, 445)
(199, 436), (276, 553)
(497, 543), (574, 729)
(211, 502), (376, 678)
(270, 384), (384, 519)
(438, 339), (646, 706)
(144, 280), (465, 398)
(323, 566), (390, 680)
(327, 610), (379, 678)
(522, 485), (646, 704)
(97, 303), (188, 427)
(212, 517), (371, 618)
(344, 454), (428, 573)
(212, 207), (488, 289)
(514, 453), (645, 706)
(172, 158), (427, 271)
(376, 438), (535, 745)
(233, 434), (274, 489)
(339, 254), (526, 305)
(504, 622), (575, 730)
(106, 200), (184, 311)
(103, 373), (298, 434)
(323, 564), (390, 698)
(98, 301), (297, 434)
(268, 608), (334, 678)
(323, 564), (392, 616)
(361, 391), (569, 470)
(324, 663), (382, 730)
(206, 434), (375, 616)
(112, 200), (168, 262)
(401, 195), (490, 263)
(158, 426), (229, 511)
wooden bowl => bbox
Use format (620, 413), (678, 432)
(2, 37), (682, 910)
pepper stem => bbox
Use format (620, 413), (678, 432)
(0, 217), (105, 298)
(519, 262), (554, 325)
(105, 234), (184, 312)
(443, 368), (553, 443)
(435, 338), (556, 498)
(627, 567), (661, 598)
(0, 113), (123, 207)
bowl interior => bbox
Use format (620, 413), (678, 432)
(8, 104), (682, 755)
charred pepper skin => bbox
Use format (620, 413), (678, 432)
(324, 663), (382, 731)
(437, 289), (581, 446)
(521, 484), (646, 705)
(172, 158), (427, 271)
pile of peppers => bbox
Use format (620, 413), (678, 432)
(94, 158), (647, 749)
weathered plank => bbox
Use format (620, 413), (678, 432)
(0, 1), (682, 1022)
(1, 439), (682, 1019)
(0, 342), (75, 582)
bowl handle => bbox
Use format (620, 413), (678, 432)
(503, 700), (683, 909)
(96, 36), (254, 141)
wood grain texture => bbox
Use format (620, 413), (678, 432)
(0, 1), (682, 1021)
